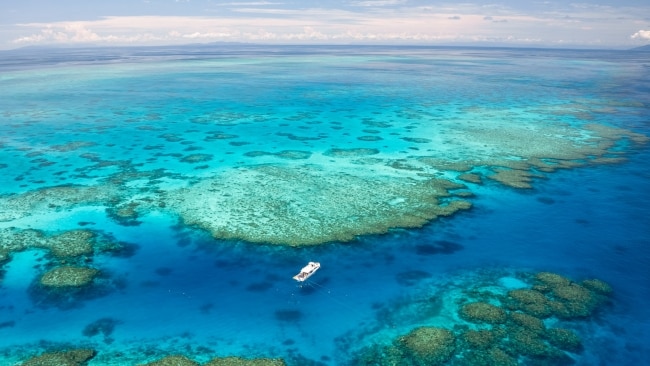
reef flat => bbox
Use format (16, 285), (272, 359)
(0, 109), (645, 246)
(164, 165), (471, 245)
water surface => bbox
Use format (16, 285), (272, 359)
(0, 45), (648, 365)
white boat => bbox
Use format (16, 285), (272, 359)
(293, 262), (321, 282)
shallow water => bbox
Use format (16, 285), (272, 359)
(0, 45), (648, 365)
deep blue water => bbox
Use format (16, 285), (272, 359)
(0, 45), (648, 365)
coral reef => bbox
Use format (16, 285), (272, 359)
(457, 173), (482, 184)
(459, 302), (507, 324)
(581, 278), (613, 296)
(139, 355), (199, 366)
(0, 248), (9, 265)
(546, 328), (583, 353)
(461, 329), (498, 350)
(534, 272), (572, 288)
(274, 150), (312, 160)
(505, 328), (550, 358)
(0, 50), (646, 258)
(401, 137), (432, 144)
(47, 230), (95, 258)
(350, 326), (457, 365)
(0, 227), (45, 253)
(30, 269), (119, 310)
(357, 135), (383, 141)
(347, 270), (614, 365)
(106, 201), (143, 226)
(50, 141), (97, 152)
(20, 349), (96, 366)
(0, 228), (100, 260)
(487, 168), (535, 189)
(136, 355), (286, 366)
(0, 227), (135, 309)
(180, 154), (213, 163)
(204, 357), (286, 366)
(323, 148), (380, 157)
(0, 184), (120, 222)
(244, 150), (312, 160)
(503, 289), (553, 318)
(457, 347), (517, 366)
(509, 312), (545, 335)
(532, 272), (607, 319)
(398, 327), (456, 365)
(0, 109), (645, 249)
(348, 344), (405, 366)
(0, 50), (645, 366)
(40, 266), (98, 288)
(165, 165), (472, 245)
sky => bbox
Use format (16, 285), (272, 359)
(1, 0), (649, 50)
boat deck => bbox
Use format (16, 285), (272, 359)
(293, 261), (320, 282)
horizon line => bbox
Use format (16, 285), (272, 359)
(3, 41), (649, 53)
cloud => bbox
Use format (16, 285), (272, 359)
(483, 16), (507, 23)
(631, 30), (650, 40)
(352, 0), (406, 7)
(9, 2), (650, 49)
(215, 1), (284, 5)
(14, 24), (107, 44)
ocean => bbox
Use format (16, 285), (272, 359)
(0, 45), (648, 365)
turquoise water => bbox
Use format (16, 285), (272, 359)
(0, 45), (649, 365)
